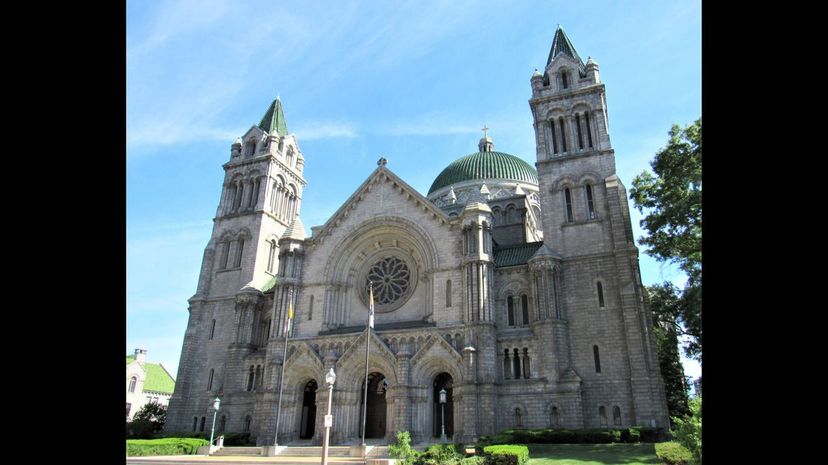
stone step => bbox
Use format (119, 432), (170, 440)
(280, 446), (353, 457)
(212, 446), (264, 456)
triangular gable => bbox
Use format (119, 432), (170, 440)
(284, 341), (324, 372)
(241, 125), (265, 141)
(410, 334), (464, 367)
(338, 329), (396, 367)
(310, 166), (452, 245)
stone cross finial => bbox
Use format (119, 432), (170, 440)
(482, 125), (489, 138)
(377, 157), (388, 166)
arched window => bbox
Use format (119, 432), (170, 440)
(207, 369), (214, 391)
(599, 406), (607, 427)
(286, 147), (294, 166)
(308, 295), (314, 320)
(267, 240), (277, 273)
(513, 348), (521, 379)
(550, 120), (559, 154)
(128, 376), (137, 393)
(613, 406), (622, 426)
(597, 281), (605, 308)
(507, 296), (515, 326)
(593, 345), (602, 373)
(255, 365), (263, 390)
(234, 239), (245, 268)
(233, 181), (243, 211)
(561, 71), (569, 89)
(503, 349), (511, 379)
(219, 242), (230, 269)
(514, 407), (523, 427)
(564, 188), (574, 222)
(558, 117), (567, 152)
(192, 417), (198, 432)
(521, 294), (529, 325)
(522, 348), (531, 379)
(249, 178), (261, 209)
(227, 184), (237, 214)
(585, 112), (593, 148)
(446, 280), (452, 307)
(585, 184), (596, 219)
(245, 142), (256, 157)
(210, 319), (216, 339)
(200, 416), (206, 432)
(246, 366), (255, 391)
(551, 406), (560, 426)
(243, 415), (252, 432)
(576, 113), (584, 149)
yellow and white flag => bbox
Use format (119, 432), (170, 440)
(368, 282), (375, 329)
(285, 299), (294, 333)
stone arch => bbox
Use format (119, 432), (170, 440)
(323, 216), (440, 284)
(509, 402), (529, 428)
(335, 331), (398, 389)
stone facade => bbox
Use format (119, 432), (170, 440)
(165, 27), (669, 445)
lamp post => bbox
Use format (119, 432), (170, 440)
(321, 368), (336, 465)
(439, 387), (447, 443)
(209, 397), (221, 454)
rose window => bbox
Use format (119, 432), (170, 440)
(366, 257), (411, 305)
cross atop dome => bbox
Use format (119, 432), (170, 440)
(478, 125), (494, 152)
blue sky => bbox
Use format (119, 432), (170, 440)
(127, 0), (701, 388)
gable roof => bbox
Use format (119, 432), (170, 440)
(126, 355), (176, 394)
(310, 164), (452, 244)
(493, 241), (544, 268)
(258, 96), (288, 137)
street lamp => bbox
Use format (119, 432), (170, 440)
(439, 388), (447, 443)
(322, 368), (336, 465)
(209, 397), (221, 455)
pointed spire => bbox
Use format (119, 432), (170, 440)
(283, 215), (306, 241)
(258, 96), (289, 137)
(546, 25), (584, 69)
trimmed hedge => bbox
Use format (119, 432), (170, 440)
(126, 438), (209, 457)
(655, 441), (693, 465)
(478, 427), (665, 445)
(483, 445), (529, 465)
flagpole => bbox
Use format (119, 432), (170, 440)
(274, 287), (293, 447)
(361, 281), (373, 446)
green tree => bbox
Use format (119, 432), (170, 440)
(672, 395), (702, 465)
(647, 282), (690, 420)
(133, 402), (167, 433)
(631, 118), (701, 360)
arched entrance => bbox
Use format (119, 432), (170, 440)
(360, 372), (388, 439)
(433, 372), (454, 438)
(299, 380), (318, 439)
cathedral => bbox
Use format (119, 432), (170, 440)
(165, 26), (670, 446)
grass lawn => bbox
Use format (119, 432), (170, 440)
(526, 443), (662, 465)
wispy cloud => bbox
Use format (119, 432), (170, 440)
(294, 121), (359, 140)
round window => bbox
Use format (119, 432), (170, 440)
(362, 256), (414, 312)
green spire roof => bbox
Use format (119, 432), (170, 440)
(428, 150), (538, 195)
(126, 355), (176, 394)
(546, 26), (585, 70)
(258, 96), (288, 136)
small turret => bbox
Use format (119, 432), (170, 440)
(585, 56), (600, 83)
(231, 137), (242, 158)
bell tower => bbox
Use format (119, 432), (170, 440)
(528, 26), (670, 428)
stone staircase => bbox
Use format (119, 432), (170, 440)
(212, 446), (266, 456)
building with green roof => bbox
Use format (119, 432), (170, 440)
(166, 25), (669, 446)
(127, 348), (176, 420)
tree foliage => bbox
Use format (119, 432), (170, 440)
(632, 118), (702, 360)
(671, 395), (702, 465)
(133, 402), (167, 433)
(647, 283), (690, 420)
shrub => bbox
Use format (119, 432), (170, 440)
(126, 438), (209, 456)
(126, 419), (156, 439)
(389, 431), (416, 464)
(221, 432), (253, 446)
(621, 427), (641, 443)
(460, 456), (485, 465)
(420, 444), (463, 465)
(672, 396), (701, 465)
(655, 441), (693, 465)
(483, 445), (529, 465)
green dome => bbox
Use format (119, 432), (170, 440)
(428, 151), (538, 195)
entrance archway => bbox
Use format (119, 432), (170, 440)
(299, 380), (318, 439)
(360, 372), (388, 439)
(433, 372), (454, 438)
